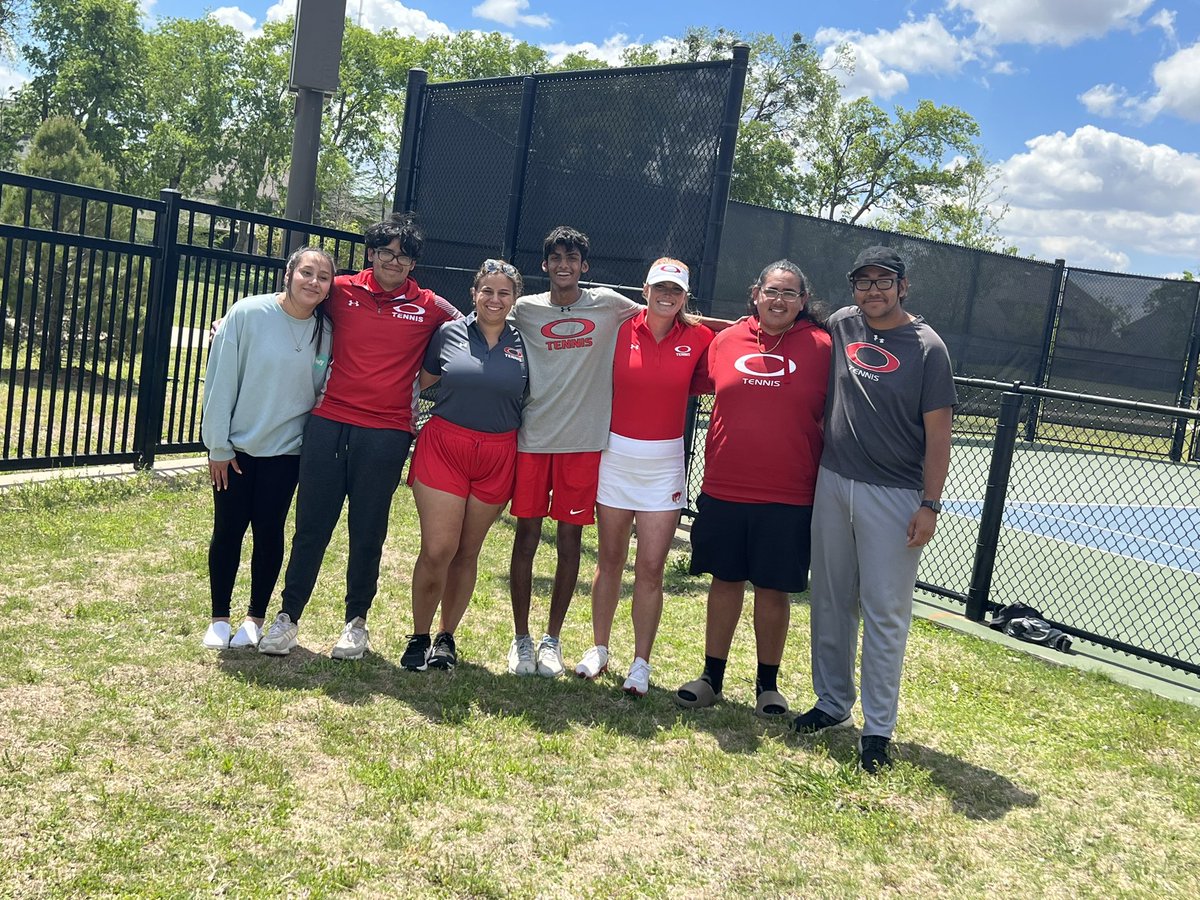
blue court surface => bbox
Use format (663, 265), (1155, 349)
(944, 501), (1200, 575)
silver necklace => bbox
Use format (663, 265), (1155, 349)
(280, 295), (309, 352)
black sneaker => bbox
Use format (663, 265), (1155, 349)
(791, 706), (852, 734)
(859, 735), (893, 774)
(427, 631), (457, 670)
(401, 633), (431, 671)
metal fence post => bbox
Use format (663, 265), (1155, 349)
(393, 68), (428, 215)
(133, 188), (182, 469)
(502, 76), (539, 262)
(1170, 281), (1200, 462)
(965, 391), (1024, 621)
(1025, 258), (1066, 442)
(693, 42), (749, 315)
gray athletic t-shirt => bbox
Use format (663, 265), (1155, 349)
(821, 306), (957, 490)
(511, 287), (642, 453)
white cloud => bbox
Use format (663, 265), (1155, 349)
(265, 0), (294, 21)
(1079, 41), (1200, 123)
(472, 0), (551, 29)
(209, 7), (257, 36)
(815, 15), (982, 100)
(1144, 41), (1200, 121)
(997, 126), (1200, 269)
(947, 0), (1154, 46)
(541, 34), (646, 67)
(1148, 8), (1177, 43)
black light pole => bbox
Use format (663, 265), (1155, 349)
(283, 0), (347, 256)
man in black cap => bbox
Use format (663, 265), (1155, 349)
(792, 245), (957, 773)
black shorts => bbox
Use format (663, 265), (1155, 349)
(688, 492), (813, 592)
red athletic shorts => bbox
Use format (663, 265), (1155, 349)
(509, 450), (602, 525)
(407, 415), (518, 505)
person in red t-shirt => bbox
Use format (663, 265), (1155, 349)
(674, 260), (832, 718)
(577, 258), (714, 697)
(258, 214), (461, 660)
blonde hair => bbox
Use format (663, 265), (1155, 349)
(646, 256), (701, 327)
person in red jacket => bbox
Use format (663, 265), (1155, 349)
(258, 213), (461, 659)
(674, 260), (832, 717)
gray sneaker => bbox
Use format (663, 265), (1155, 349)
(507, 634), (536, 676)
(331, 616), (369, 660)
(258, 613), (298, 656)
(536, 634), (565, 678)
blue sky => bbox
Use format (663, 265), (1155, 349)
(140, 1), (1200, 277)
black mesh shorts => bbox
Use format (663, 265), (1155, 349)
(688, 492), (813, 592)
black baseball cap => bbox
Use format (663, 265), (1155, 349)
(848, 246), (906, 279)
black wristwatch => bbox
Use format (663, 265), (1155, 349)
(920, 499), (942, 514)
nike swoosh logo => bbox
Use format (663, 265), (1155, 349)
(569, 508), (588, 515)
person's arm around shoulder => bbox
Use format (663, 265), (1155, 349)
(907, 406), (953, 547)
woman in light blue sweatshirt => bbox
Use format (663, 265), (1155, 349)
(200, 247), (334, 650)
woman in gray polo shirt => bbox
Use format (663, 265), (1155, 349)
(401, 260), (529, 671)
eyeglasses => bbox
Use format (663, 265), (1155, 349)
(760, 287), (803, 300)
(373, 248), (414, 265)
(850, 277), (896, 292)
(482, 259), (518, 277)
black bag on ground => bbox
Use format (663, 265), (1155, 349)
(987, 603), (1073, 653)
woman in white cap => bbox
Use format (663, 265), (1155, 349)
(577, 257), (715, 696)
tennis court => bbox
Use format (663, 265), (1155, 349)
(920, 439), (1200, 671)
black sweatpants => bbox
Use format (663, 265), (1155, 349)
(280, 415), (412, 623)
(209, 451), (301, 619)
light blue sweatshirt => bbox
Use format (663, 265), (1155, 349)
(201, 293), (332, 461)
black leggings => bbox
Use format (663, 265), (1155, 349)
(209, 452), (301, 618)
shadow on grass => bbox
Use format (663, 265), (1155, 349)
(789, 727), (1039, 820)
(217, 647), (782, 755)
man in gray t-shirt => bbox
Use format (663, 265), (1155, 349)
(506, 226), (642, 679)
(793, 245), (957, 774)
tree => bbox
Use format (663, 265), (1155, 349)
(1, 118), (120, 371)
(425, 30), (549, 81)
(799, 96), (983, 225)
(17, 0), (147, 187)
(135, 17), (243, 197)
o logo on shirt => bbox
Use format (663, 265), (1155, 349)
(674, 345), (692, 356)
(845, 342), (901, 373)
(733, 353), (797, 377)
(541, 319), (597, 339)
(394, 302), (425, 315)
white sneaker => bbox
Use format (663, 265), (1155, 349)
(258, 613), (299, 656)
(536, 634), (565, 678)
(575, 645), (609, 679)
(202, 621), (231, 650)
(623, 657), (652, 697)
(331, 617), (369, 660)
(229, 620), (262, 649)
(507, 635), (536, 676)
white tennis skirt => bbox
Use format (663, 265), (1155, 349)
(596, 432), (687, 512)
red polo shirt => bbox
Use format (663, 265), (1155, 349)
(313, 270), (461, 431)
(609, 311), (714, 441)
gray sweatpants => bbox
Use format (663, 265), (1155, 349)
(809, 466), (923, 739)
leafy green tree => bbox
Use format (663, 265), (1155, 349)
(135, 17), (243, 196)
(799, 96), (983, 225)
(18, 0), (147, 187)
(1, 118), (120, 370)
(425, 31), (550, 80)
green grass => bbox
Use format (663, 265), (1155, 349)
(1, 472), (1199, 897)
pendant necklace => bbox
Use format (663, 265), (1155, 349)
(280, 296), (308, 352)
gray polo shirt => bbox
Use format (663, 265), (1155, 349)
(422, 314), (528, 433)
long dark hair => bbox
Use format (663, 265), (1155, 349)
(748, 259), (828, 329)
(283, 245), (336, 355)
